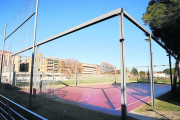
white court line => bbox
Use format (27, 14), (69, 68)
(116, 96), (150, 110)
(79, 93), (91, 102)
(60, 85), (171, 111)
(115, 88), (171, 110)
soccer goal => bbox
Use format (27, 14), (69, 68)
(39, 80), (68, 98)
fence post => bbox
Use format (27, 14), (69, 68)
(38, 59), (40, 88)
(75, 61), (77, 86)
(85, 75), (86, 84)
(99, 65), (100, 84)
(33, 45), (39, 98)
(148, 67), (150, 83)
(115, 67), (116, 83)
(12, 63), (15, 87)
(9, 55), (13, 85)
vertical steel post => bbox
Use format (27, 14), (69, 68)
(115, 66), (116, 83)
(38, 58), (40, 88)
(29, 0), (39, 109)
(33, 45), (39, 98)
(99, 65), (100, 84)
(75, 61), (77, 86)
(9, 55), (12, 84)
(106, 70), (107, 82)
(0, 23), (7, 83)
(147, 67), (150, 83)
(53, 59), (54, 86)
(148, 34), (155, 106)
(53, 59), (54, 79)
(12, 56), (15, 87)
(119, 10), (127, 120)
(168, 54), (173, 91)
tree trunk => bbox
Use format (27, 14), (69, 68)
(178, 65), (180, 87)
(172, 60), (179, 97)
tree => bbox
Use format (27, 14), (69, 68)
(163, 67), (180, 74)
(163, 68), (170, 74)
(139, 71), (145, 78)
(58, 59), (83, 80)
(142, 0), (180, 96)
(101, 62), (115, 74)
(142, 0), (180, 57)
(131, 68), (138, 76)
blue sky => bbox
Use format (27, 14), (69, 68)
(0, 0), (176, 71)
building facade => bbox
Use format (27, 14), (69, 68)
(82, 63), (99, 74)
(0, 50), (20, 72)
(25, 54), (61, 73)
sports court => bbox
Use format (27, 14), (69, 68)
(35, 82), (171, 115)
(0, 1), (177, 119)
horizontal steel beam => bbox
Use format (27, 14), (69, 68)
(123, 9), (177, 59)
(5, 12), (36, 41)
(37, 8), (122, 46)
(126, 65), (174, 68)
(12, 8), (122, 56)
(12, 45), (33, 56)
(12, 8), (177, 60)
(126, 66), (149, 68)
(17, 55), (63, 61)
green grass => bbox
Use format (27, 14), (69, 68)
(15, 75), (176, 90)
(136, 77), (177, 84)
(134, 86), (180, 119)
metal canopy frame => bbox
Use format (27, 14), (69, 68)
(6, 7), (177, 119)
(12, 8), (177, 60)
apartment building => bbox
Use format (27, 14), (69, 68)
(25, 54), (61, 73)
(82, 63), (99, 74)
(25, 54), (47, 73)
(46, 57), (61, 73)
(0, 50), (20, 72)
(95, 65), (100, 74)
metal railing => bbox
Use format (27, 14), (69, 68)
(0, 94), (47, 120)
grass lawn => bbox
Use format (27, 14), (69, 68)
(0, 84), (137, 120)
(134, 86), (180, 119)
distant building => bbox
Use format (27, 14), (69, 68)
(25, 54), (46, 72)
(25, 54), (61, 73)
(153, 72), (166, 78)
(82, 63), (99, 74)
(46, 57), (61, 73)
(0, 50), (21, 72)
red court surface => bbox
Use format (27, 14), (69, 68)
(52, 84), (151, 114)
(23, 83), (171, 115)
